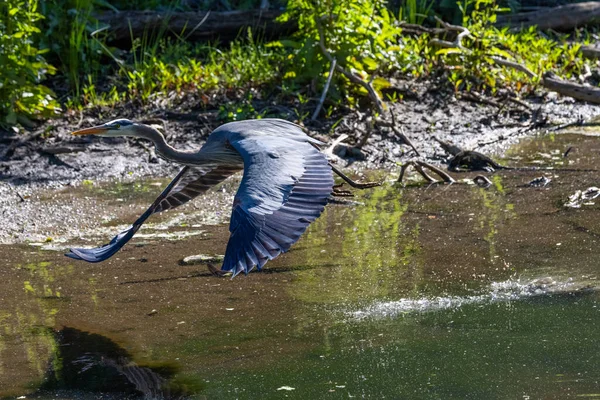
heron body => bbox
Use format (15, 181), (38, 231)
(65, 119), (334, 276)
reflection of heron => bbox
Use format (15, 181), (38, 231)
(41, 327), (188, 399)
(66, 118), (377, 276)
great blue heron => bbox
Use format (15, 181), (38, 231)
(66, 118), (377, 276)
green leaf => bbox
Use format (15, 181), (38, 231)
(362, 57), (378, 70)
(436, 48), (462, 55)
(489, 47), (513, 60)
(372, 77), (391, 90)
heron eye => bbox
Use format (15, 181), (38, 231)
(113, 124), (121, 129)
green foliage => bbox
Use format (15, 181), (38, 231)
(434, 0), (589, 94)
(0, 0), (594, 128)
(218, 93), (265, 121)
(276, 0), (402, 107)
(0, 0), (60, 127)
(111, 31), (282, 106)
(39, 0), (117, 100)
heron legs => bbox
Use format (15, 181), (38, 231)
(330, 164), (381, 189)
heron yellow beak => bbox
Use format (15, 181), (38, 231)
(71, 126), (110, 136)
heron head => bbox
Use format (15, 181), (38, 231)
(71, 119), (138, 137)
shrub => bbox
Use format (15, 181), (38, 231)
(276, 0), (402, 107)
(0, 0), (59, 127)
(435, 0), (589, 94)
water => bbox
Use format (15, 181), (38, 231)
(0, 133), (599, 399)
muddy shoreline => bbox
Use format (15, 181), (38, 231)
(1, 85), (599, 244)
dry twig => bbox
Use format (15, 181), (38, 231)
(389, 109), (420, 156)
(398, 160), (455, 184)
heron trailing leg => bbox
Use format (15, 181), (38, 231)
(330, 164), (381, 189)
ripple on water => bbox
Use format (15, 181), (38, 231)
(350, 277), (597, 320)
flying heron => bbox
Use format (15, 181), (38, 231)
(66, 118), (377, 276)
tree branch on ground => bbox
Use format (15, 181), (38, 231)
(495, 2), (600, 31)
(95, 10), (294, 44)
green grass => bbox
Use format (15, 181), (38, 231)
(82, 32), (284, 107)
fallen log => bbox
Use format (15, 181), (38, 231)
(95, 10), (295, 45)
(496, 2), (600, 31)
(542, 72), (600, 104)
(581, 44), (600, 59)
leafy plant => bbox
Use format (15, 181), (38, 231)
(218, 93), (265, 121)
(434, 0), (589, 94)
(0, 0), (59, 127)
(276, 0), (402, 109)
(39, 0), (115, 101)
(121, 33), (279, 103)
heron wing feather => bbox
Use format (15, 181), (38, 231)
(154, 164), (242, 213)
(221, 137), (333, 276)
(65, 164), (240, 262)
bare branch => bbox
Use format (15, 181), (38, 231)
(415, 161), (455, 184)
(311, 58), (337, 121)
(389, 109), (420, 156)
(397, 161), (455, 184)
(489, 56), (536, 79)
(432, 16), (471, 50)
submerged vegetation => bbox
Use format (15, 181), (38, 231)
(0, 0), (595, 128)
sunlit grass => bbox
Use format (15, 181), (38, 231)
(77, 32), (284, 110)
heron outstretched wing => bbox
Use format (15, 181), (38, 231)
(153, 164), (242, 213)
(66, 165), (241, 262)
(221, 136), (334, 276)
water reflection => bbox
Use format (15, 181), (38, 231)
(37, 327), (202, 399)
(290, 184), (426, 304)
(470, 175), (516, 264)
(0, 261), (70, 395)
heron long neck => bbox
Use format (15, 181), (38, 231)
(137, 125), (204, 165)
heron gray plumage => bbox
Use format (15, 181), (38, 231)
(65, 118), (356, 277)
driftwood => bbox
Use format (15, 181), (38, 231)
(542, 72), (600, 103)
(94, 10), (294, 44)
(496, 2), (600, 31)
